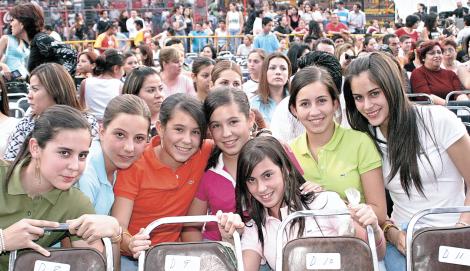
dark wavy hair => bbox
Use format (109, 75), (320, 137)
(297, 50), (342, 93)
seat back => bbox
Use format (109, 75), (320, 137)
(275, 209), (380, 271)
(445, 106), (470, 133)
(445, 90), (470, 104)
(5, 81), (28, 95)
(9, 235), (113, 271)
(11, 247), (107, 271)
(16, 97), (30, 112)
(406, 206), (470, 271)
(145, 241), (237, 271)
(8, 107), (25, 118)
(283, 237), (374, 271)
(406, 93), (433, 105)
(138, 215), (244, 271)
(411, 226), (470, 271)
(7, 93), (27, 104)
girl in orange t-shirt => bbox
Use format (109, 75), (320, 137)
(112, 93), (213, 270)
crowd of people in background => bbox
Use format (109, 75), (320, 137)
(1, 1), (470, 271)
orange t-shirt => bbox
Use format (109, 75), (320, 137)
(114, 136), (213, 245)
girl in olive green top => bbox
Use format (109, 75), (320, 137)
(288, 66), (387, 226)
(0, 105), (121, 269)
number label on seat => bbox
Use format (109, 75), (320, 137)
(305, 253), (341, 270)
(164, 255), (201, 271)
(33, 260), (70, 271)
(438, 246), (470, 266)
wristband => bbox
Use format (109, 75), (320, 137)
(382, 222), (399, 240)
(120, 230), (133, 254)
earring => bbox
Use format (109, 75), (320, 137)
(34, 158), (42, 185)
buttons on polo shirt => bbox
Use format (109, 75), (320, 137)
(188, 180), (194, 185)
(27, 210), (32, 216)
(176, 175), (179, 179)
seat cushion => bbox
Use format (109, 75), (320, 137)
(412, 226), (470, 271)
(145, 241), (237, 271)
(283, 237), (374, 271)
(13, 248), (107, 271)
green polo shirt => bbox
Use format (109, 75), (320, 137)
(0, 160), (95, 269)
(290, 124), (381, 202)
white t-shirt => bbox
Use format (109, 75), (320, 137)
(378, 105), (467, 228)
(126, 17), (144, 39)
(271, 96), (304, 143)
(0, 117), (19, 158)
(253, 18), (263, 36)
(237, 44), (253, 56)
(242, 79), (259, 100)
(241, 192), (352, 270)
(215, 28), (228, 47)
(271, 93), (348, 143)
(227, 11), (241, 31)
(84, 77), (122, 121)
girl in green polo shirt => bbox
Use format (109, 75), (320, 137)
(288, 66), (387, 226)
(0, 105), (122, 269)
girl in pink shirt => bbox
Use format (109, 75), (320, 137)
(182, 87), (308, 243)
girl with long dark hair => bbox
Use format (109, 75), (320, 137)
(220, 136), (385, 270)
(344, 52), (470, 271)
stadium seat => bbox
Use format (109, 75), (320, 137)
(138, 215), (244, 271)
(9, 234), (114, 271)
(406, 207), (470, 271)
(445, 90), (470, 105)
(7, 93), (27, 104)
(275, 210), (380, 271)
(406, 93), (433, 105)
(8, 107), (25, 118)
(446, 105), (470, 133)
(15, 97), (29, 113)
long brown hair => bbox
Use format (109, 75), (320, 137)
(30, 63), (83, 112)
(343, 52), (434, 197)
(257, 52), (292, 104)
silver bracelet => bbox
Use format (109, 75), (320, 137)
(456, 221), (469, 227)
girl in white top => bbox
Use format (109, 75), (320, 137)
(217, 136), (385, 270)
(300, 2), (314, 24)
(344, 52), (470, 270)
(236, 35), (254, 56)
(81, 49), (124, 121)
(159, 47), (195, 97)
(226, 2), (244, 52)
(243, 49), (266, 100)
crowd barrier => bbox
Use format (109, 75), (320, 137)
(64, 32), (387, 54)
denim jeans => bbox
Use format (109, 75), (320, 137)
(121, 255), (138, 271)
(228, 28), (241, 53)
(384, 242), (406, 271)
